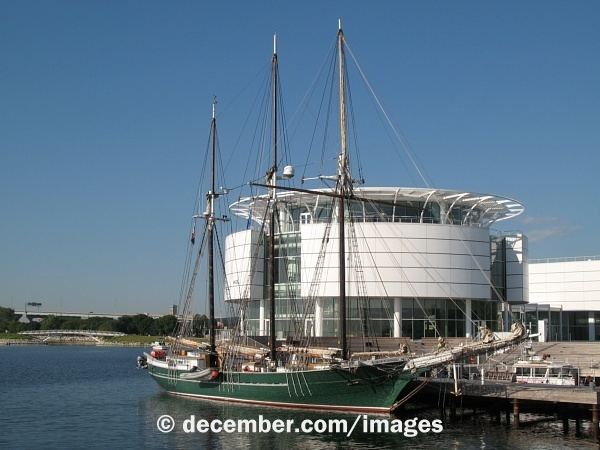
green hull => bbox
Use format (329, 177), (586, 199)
(148, 364), (412, 413)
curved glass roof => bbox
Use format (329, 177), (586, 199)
(229, 187), (524, 228)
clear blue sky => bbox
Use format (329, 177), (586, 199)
(1, 1), (598, 314)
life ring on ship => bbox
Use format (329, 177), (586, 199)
(209, 370), (220, 380)
(243, 365), (251, 372)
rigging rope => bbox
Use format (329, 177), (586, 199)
(344, 40), (432, 188)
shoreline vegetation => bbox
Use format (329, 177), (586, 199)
(0, 306), (211, 347)
(0, 334), (206, 347)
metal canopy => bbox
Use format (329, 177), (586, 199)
(229, 186), (524, 227)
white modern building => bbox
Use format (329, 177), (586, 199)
(526, 257), (600, 341)
(224, 187), (526, 340)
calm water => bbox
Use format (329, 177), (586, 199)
(0, 345), (596, 449)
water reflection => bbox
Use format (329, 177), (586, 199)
(1, 346), (597, 450)
(136, 392), (598, 450)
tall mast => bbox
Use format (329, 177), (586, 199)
(268, 34), (278, 365)
(207, 97), (218, 368)
(337, 21), (349, 361)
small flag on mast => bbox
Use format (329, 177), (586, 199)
(190, 225), (196, 245)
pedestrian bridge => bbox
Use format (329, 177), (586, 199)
(19, 330), (126, 343)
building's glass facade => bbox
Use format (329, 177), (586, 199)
(279, 198), (484, 227)
(239, 220), (502, 339)
(228, 188), (526, 341)
(490, 236), (507, 301)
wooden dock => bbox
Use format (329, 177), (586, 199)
(456, 380), (600, 405)
(407, 377), (600, 438)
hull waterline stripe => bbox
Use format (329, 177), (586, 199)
(165, 390), (392, 414)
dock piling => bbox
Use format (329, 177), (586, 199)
(592, 405), (599, 439)
(449, 396), (457, 421)
(512, 399), (520, 428)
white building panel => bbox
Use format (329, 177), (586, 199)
(224, 229), (264, 301)
(529, 258), (600, 311)
(300, 222), (491, 300)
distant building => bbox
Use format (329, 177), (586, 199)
(526, 256), (600, 341)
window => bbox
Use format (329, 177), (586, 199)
(300, 212), (312, 224)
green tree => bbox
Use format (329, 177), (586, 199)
(0, 307), (16, 332)
(7, 319), (40, 333)
(7, 321), (23, 333)
(40, 315), (66, 330)
(79, 316), (115, 330)
(115, 316), (135, 334)
(131, 314), (157, 335)
(97, 319), (117, 332)
(155, 315), (177, 336)
(117, 314), (158, 335)
(61, 317), (83, 330)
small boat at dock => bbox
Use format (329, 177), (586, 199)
(512, 358), (579, 386)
